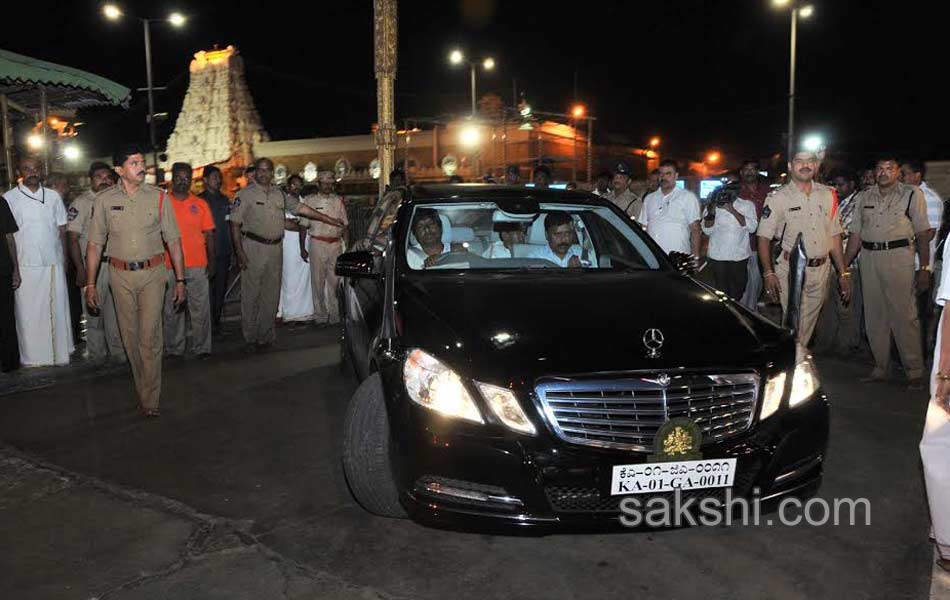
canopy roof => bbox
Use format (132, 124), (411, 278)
(0, 48), (130, 114)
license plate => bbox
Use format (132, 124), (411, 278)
(610, 458), (738, 496)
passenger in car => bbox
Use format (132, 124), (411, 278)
(406, 208), (466, 269)
(528, 212), (584, 267)
(482, 222), (526, 259)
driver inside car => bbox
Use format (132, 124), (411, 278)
(407, 208), (467, 269)
(528, 212), (585, 268)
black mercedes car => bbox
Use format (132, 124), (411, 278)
(335, 184), (828, 529)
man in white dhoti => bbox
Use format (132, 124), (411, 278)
(2, 157), (73, 366)
(923, 238), (950, 573)
(277, 175), (313, 324)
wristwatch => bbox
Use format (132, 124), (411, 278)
(921, 265), (932, 272)
(176, 279), (187, 285)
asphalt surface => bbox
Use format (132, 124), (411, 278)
(0, 323), (941, 599)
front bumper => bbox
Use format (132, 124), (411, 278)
(383, 369), (829, 531)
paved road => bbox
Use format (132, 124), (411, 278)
(0, 325), (937, 599)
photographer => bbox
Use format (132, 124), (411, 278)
(701, 184), (758, 300)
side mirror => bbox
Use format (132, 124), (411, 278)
(668, 251), (699, 276)
(336, 251), (377, 278)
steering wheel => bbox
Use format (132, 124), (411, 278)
(429, 250), (475, 268)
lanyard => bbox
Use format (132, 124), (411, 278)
(18, 185), (45, 204)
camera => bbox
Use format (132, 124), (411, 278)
(709, 182), (741, 206)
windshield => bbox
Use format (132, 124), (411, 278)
(403, 201), (662, 271)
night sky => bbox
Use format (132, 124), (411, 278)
(4, 0), (947, 167)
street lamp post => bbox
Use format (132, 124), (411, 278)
(103, 4), (186, 176)
(773, 0), (813, 161)
(142, 17), (157, 172)
(450, 50), (494, 118)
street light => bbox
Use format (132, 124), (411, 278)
(63, 143), (81, 161)
(448, 48), (495, 117)
(459, 125), (481, 148)
(168, 12), (186, 27)
(102, 4), (189, 176)
(773, 0), (815, 162)
(102, 3), (122, 19)
(801, 134), (823, 153)
(571, 104), (586, 119)
(649, 136), (661, 148)
(706, 151), (721, 165)
(26, 134), (43, 150)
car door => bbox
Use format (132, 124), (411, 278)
(342, 192), (402, 379)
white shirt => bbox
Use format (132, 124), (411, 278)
(700, 198), (758, 261)
(527, 243), (584, 267)
(638, 187), (701, 254)
(3, 185), (67, 267)
(482, 240), (514, 259)
(407, 242), (452, 269)
(920, 181), (943, 270)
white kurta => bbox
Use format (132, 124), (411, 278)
(277, 215), (313, 322)
(3, 186), (73, 366)
(923, 239), (950, 560)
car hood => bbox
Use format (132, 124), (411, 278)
(396, 271), (790, 384)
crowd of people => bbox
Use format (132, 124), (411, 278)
(0, 150), (347, 414)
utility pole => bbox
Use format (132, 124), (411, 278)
(374, 0), (397, 198)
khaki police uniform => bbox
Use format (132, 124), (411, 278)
(300, 193), (348, 324)
(756, 181), (843, 345)
(231, 183), (301, 345)
(849, 182), (929, 379)
(88, 184), (180, 411)
(67, 190), (127, 362)
(607, 189), (642, 219)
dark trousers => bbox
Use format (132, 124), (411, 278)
(708, 258), (749, 301)
(66, 262), (83, 341)
(0, 273), (19, 371)
(210, 252), (232, 328)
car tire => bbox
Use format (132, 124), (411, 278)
(342, 373), (407, 518)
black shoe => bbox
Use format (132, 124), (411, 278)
(165, 354), (184, 361)
(256, 342), (275, 352)
(197, 352), (212, 360)
(243, 343), (258, 354)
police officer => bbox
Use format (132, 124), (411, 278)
(301, 171), (349, 325)
(67, 161), (127, 364)
(606, 162), (641, 218)
(843, 154), (931, 389)
(229, 158), (345, 352)
(756, 148), (851, 347)
(85, 145), (186, 417)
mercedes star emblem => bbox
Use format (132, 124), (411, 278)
(657, 373), (671, 387)
(643, 328), (665, 359)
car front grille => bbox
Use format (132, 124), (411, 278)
(535, 372), (759, 452)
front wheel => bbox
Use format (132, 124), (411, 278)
(341, 373), (407, 518)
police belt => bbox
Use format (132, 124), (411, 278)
(782, 250), (827, 267)
(862, 239), (911, 251)
(109, 254), (164, 271)
(310, 235), (342, 243)
(242, 231), (282, 245)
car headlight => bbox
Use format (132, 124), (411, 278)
(789, 355), (820, 408)
(476, 382), (536, 435)
(404, 349), (483, 424)
(760, 372), (786, 420)
(760, 346), (821, 420)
